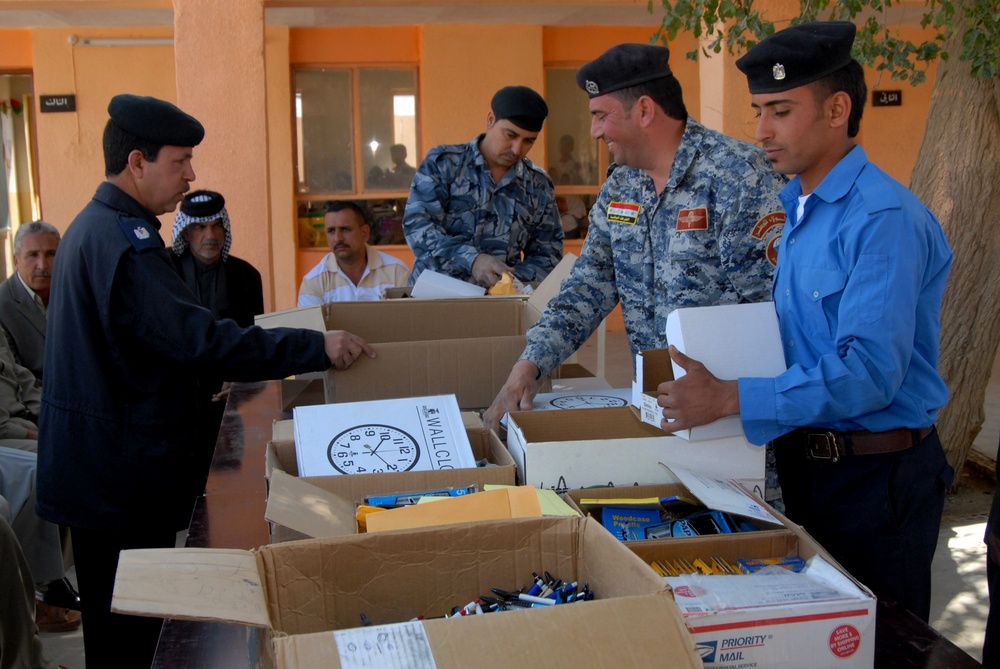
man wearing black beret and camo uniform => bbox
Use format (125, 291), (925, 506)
(485, 44), (786, 505)
(404, 85), (563, 288)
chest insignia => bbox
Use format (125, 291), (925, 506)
(676, 207), (709, 231)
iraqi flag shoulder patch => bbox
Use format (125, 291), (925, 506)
(607, 201), (641, 225)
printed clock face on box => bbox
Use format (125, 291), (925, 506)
(326, 424), (420, 474)
(549, 394), (629, 409)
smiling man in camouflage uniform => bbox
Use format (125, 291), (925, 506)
(403, 85), (563, 289)
(484, 44), (787, 502)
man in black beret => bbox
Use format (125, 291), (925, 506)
(171, 190), (266, 492)
(36, 94), (375, 668)
(403, 85), (563, 288)
(485, 44), (786, 507)
(658, 22), (953, 623)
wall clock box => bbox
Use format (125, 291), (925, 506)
(264, 412), (516, 542)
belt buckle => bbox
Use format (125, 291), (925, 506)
(805, 431), (841, 462)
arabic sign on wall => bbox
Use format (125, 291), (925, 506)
(40, 95), (76, 113)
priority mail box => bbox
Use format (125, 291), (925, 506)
(265, 413), (517, 542)
(113, 517), (702, 669)
(627, 510), (876, 669)
(255, 254), (576, 409)
(633, 302), (786, 441)
(505, 407), (764, 494)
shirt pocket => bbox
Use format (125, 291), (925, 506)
(799, 266), (847, 339)
(667, 229), (714, 262)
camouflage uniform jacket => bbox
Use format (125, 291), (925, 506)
(403, 135), (564, 285)
(523, 118), (787, 375)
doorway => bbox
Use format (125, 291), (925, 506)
(1, 73), (38, 279)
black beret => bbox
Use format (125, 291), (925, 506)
(736, 22), (857, 94)
(491, 86), (548, 132)
(576, 43), (672, 99)
(107, 94), (205, 147)
(180, 190), (225, 218)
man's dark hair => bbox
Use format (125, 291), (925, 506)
(811, 61), (866, 138)
(611, 74), (688, 121)
(103, 120), (162, 177)
(325, 200), (369, 227)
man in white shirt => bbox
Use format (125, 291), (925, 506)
(298, 201), (410, 305)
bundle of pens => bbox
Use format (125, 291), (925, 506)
(358, 571), (595, 627)
(441, 571), (594, 619)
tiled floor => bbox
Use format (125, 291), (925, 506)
(39, 330), (997, 667)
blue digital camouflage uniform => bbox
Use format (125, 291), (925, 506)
(403, 135), (564, 285)
(520, 118), (787, 508)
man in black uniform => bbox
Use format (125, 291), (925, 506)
(35, 94), (374, 668)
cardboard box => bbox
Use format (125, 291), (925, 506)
(255, 254), (576, 409)
(265, 413), (518, 542)
(563, 483), (782, 546)
(113, 517), (702, 669)
(562, 467), (786, 545)
(627, 519), (876, 668)
(505, 407), (764, 494)
(632, 346), (673, 427)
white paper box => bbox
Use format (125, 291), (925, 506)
(505, 407), (764, 495)
(664, 302), (786, 441)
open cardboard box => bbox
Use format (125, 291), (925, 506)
(563, 467), (876, 669)
(562, 466), (786, 546)
(113, 517), (702, 669)
(254, 254), (576, 409)
(505, 407), (764, 495)
(627, 517), (876, 668)
(265, 413), (517, 542)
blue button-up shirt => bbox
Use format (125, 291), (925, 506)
(738, 145), (952, 445)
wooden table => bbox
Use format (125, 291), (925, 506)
(151, 380), (983, 668)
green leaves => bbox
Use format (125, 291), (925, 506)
(648, 0), (999, 84)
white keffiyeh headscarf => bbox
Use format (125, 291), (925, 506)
(172, 189), (232, 261)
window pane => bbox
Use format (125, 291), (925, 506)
(295, 69), (353, 194)
(545, 69), (599, 186)
(359, 69), (418, 192)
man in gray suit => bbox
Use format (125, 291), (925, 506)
(0, 221), (60, 386)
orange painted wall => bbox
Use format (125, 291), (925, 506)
(290, 27), (420, 65)
(30, 27), (176, 235)
(0, 29), (31, 70)
(175, 0), (277, 308)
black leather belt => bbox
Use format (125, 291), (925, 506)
(777, 426), (934, 463)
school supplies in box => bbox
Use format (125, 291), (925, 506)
(737, 556), (807, 574)
(601, 507), (662, 541)
(364, 485), (478, 508)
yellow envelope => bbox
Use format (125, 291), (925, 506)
(364, 486), (541, 533)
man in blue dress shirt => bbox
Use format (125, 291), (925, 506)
(655, 22), (953, 622)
